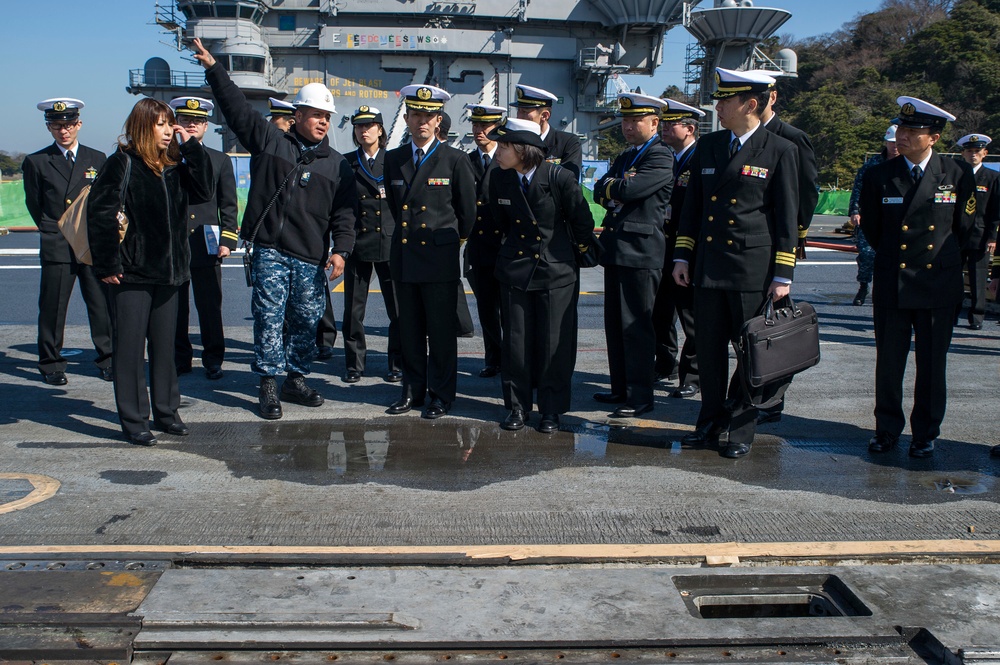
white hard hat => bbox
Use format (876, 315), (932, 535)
(293, 82), (336, 114)
(884, 125), (897, 142)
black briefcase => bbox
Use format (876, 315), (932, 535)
(736, 296), (820, 389)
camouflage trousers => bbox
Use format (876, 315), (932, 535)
(855, 227), (875, 285)
(251, 247), (327, 377)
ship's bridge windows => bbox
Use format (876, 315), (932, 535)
(177, 1), (267, 23)
(218, 54), (266, 74)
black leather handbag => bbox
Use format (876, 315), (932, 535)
(736, 295), (820, 390)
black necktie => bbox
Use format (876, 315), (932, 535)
(729, 137), (740, 159)
(414, 148), (424, 166)
(521, 175), (529, 191)
(66, 150), (75, 170)
(368, 157), (375, 171)
(911, 165), (923, 182)
(483, 153), (491, 169)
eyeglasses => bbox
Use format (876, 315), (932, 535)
(46, 122), (80, 132)
(176, 116), (208, 125)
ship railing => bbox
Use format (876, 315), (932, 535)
(128, 69), (208, 89)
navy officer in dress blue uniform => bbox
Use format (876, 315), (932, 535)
(341, 105), (402, 384)
(267, 97), (295, 133)
(672, 68), (800, 459)
(169, 96), (240, 381)
(511, 84), (583, 181)
(383, 85), (477, 419)
(22, 98), (112, 385)
(653, 98), (705, 399)
(956, 133), (1000, 330)
(860, 96), (976, 458)
(594, 93), (674, 418)
(489, 118), (597, 433)
(464, 103), (506, 378)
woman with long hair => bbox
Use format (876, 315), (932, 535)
(88, 97), (214, 446)
(340, 105), (402, 383)
(488, 118), (597, 434)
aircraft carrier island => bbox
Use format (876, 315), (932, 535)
(129, 0), (699, 153)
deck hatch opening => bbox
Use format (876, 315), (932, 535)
(674, 574), (872, 620)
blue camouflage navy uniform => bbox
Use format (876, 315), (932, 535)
(849, 154), (883, 285)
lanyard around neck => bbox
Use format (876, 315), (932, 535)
(621, 135), (657, 176)
(356, 148), (383, 183)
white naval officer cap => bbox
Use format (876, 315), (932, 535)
(465, 103), (506, 123)
(893, 96), (955, 131)
(957, 133), (992, 150)
(169, 96), (214, 118)
(662, 98), (706, 121)
(400, 84), (450, 113)
(511, 84), (559, 108)
(617, 93), (668, 117)
(37, 97), (85, 121)
(711, 68), (776, 100)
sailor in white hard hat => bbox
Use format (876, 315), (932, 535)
(191, 37), (356, 420)
(22, 97), (113, 384)
(510, 83), (582, 180)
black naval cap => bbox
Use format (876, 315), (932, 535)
(487, 117), (546, 149)
(37, 97), (84, 122)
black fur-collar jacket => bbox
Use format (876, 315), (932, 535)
(87, 139), (214, 285)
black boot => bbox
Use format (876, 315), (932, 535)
(853, 283), (869, 306)
(259, 377), (283, 420)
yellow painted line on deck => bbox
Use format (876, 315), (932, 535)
(0, 540), (997, 562)
(0, 473), (60, 514)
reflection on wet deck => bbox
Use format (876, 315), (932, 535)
(102, 419), (999, 504)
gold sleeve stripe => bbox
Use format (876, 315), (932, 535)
(797, 229), (808, 239)
(992, 256), (1000, 266)
(675, 236), (696, 250)
(605, 180), (616, 200)
(775, 258), (796, 267)
(221, 231), (240, 239)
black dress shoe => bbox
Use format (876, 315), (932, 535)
(969, 322), (983, 330)
(42, 370), (67, 386)
(479, 365), (500, 378)
(991, 444), (1000, 458)
(593, 392), (627, 404)
(387, 397), (423, 414)
(384, 370), (403, 383)
(682, 422), (726, 447)
(280, 373), (324, 407)
(756, 410), (782, 425)
(868, 431), (898, 453)
(852, 283), (869, 306)
(99, 366), (114, 382)
(176, 365), (193, 375)
(343, 370), (362, 384)
(205, 366), (224, 381)
(655, 371), (680, 384)
(259, 377), (283, 420)
(537, 413), (560, 434)
(722, 441), (752, 458)
(156, 422), (190, 436)
(423, 398), (450, 419)
(612, 403), (654, 418)
(317, 346), (336, 360)
(909, 439), (935, 458)
(671, 384), (698, 398)
(128, 431), (157, 447)
(501, 408), (526, 431)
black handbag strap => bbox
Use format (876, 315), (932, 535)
(244, 150), (316, 247)
(118, 155), (132, 214)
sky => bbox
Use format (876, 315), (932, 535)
(0, 0), (879, 156)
